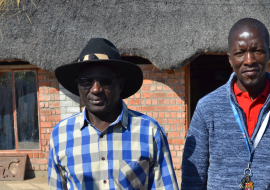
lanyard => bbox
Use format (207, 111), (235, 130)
(230, 100), (270, 171)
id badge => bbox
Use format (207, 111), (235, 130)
(245, 182), (253, 190)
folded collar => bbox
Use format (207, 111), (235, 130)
(80, 99), (129, 130)
(234, 79), (270, 98)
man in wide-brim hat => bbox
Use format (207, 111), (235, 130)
(48, 38), (178, 190)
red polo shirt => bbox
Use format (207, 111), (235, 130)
(234, 80), (270, 137)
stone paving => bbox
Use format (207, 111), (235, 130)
(0, 177), (48, 190)
(0, 170), (182, 190)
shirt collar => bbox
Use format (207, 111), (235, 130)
(79, 99), (129, 130)
(227, 72), (270, 108)
(233, 81), (243, 96)
(234, 79), (270, 98)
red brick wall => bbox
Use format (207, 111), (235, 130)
(25, 63), (270, 171)
(26, 65), (187, 171)
(26, 69), (61, 171)
(124, 65), (187, 170)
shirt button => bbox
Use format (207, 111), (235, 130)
(249, 118), (252, 121)
(103, 180), (107, 184)
(102, 157), (105, 160)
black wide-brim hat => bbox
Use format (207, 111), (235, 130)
(55, 38), (143, 99)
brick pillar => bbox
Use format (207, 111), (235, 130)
(124, 65), (186, 170)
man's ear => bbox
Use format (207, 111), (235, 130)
(118, 78), (125, 93)
(227, 52), (233, 67)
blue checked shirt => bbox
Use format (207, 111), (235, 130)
(48, 100), (178, 190)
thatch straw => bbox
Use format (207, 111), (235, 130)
(0, 0), (20, 11)
(0, 29), (3, 41)
(0, 0), (37, 40)
(30, 0), (37, 10)
(0, 0), (37, 23)
(24, 12), (31, 24)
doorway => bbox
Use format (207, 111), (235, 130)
(189, 54), (232, 120)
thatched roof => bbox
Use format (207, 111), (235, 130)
(0, 0), (270, 71)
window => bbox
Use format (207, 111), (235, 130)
(0, 69), (39, 150)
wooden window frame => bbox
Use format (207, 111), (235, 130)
(185, 63), (190, 136)
(0, 66), (42, 153)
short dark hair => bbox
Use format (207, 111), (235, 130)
(228, 18), (269, 49)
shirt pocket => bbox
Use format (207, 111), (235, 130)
(115, 159), (149, 190)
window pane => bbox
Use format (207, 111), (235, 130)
(0, 72), (15, 150)
(15, 71), (39, 150)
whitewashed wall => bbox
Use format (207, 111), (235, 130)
(59, 84), (81, 120)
